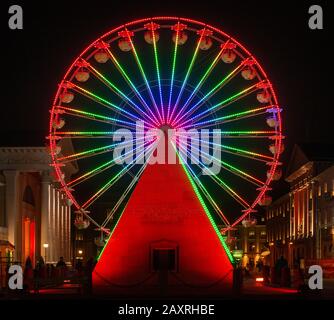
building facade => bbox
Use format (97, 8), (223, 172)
(266, 193), (290, 266)
(266, 144), (334, 274)
(0, 143), (77, 268)
(227, 222), (268, 268)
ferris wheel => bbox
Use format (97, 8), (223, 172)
(48, 17), (284, 245)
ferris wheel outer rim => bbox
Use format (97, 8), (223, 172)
(48, 16), (283, 226)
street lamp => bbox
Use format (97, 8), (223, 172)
(43, 243), (49, 263)
(77, 249), (83, 261)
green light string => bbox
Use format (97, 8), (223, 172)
(97, 206), (127, 261)
(184, 105), (270, 130)
(88, 64), (157, 126)
(126, 29), (163, 124)
(167, 26), (179, 123)
(169, 31), (205, 122)
(173, 45), (229, 124)
(96, 142), (156, 261)
(67, 139), (154, 187)
(151, 26), (164, 122)
(178, 81), (261, 128)
(174, 145), (234, 264)
(176, 142), (250, 208)
(177, 149), (231, 225)
(179, 138), (265, 186)
(58, 106), (137, 128)
(72, 84), (142, 124)
(82, 141), (156, 208)
(105, 47), (161, 126)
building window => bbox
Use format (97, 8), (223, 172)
(23, 185), (35, 206)
(248, 243), (256, 252)
(75, 232), (83, 241)
(249, 231), (255, 238)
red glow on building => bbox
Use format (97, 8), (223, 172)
(93, 160), (234, 297)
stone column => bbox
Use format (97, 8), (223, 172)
(40, 171), (51, 262)
(3, 170), (19, 260)
(55, 189), (60, 262)
(50, 186), (56, 262)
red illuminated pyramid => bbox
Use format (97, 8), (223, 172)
(93, 152), (234, 296)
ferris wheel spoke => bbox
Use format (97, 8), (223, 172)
(176, 147), (230, 226)
(168, 30), (205, 122)
(81, 141), (156, 209)
(149, 23), (164, 122)
(177, 81), (263, 128)
(220, 144), (274, 163)
(176, 142), (250, 209)
(56, 106), (137, 130)
(101, 148), (153, 227)
(54, 131), (115, 139)
(175, 130), (277, 139)
(85, 62), (158, 126)
(220, 131), (277, 138)
(124, 29), (163, 124)
(79, 210), (102, 230)
(104, 47), (161, 126)
(175, 133), (275, 163)
(70, 83), (143, 124)
(172, 44), (227, 125)
(173, 51), (246, 127)
(179, 138), (265, 187)
(101, 169), (142, 227)
(167, 24), (181, 124)
(57, 135), (148, 163)
(67, 139), (155, 188)
(185, 105), (272, 130)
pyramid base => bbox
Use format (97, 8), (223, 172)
(93, 269), (234, 298)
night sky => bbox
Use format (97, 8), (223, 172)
(1, 0), (332, 199)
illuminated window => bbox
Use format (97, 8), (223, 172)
(249, 243), (256, 252)
(249, 231), (255, 237)
(75, 233), (83, 241)
(324, 182), (328, 193)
